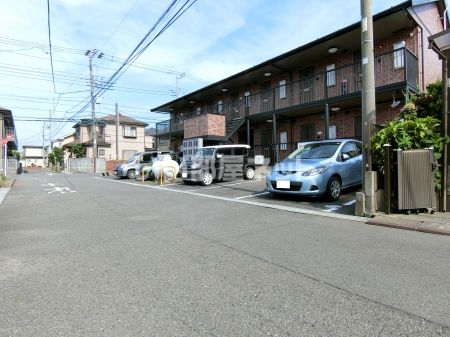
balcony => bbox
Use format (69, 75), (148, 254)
(156, 48), (418, 138)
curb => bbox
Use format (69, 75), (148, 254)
(0, 187), (10, 206)
(366, 215), (450, 236)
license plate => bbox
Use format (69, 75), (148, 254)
(276, 180), (290, 189)
(182, 172), (187, 178)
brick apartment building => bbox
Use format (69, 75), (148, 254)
(152, 0), (445, 163)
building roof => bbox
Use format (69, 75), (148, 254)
(151, 0), (440, 113)
(72, 114), (148, 128)
(23, 145), (49, 148)
(101, 114), (148, 126)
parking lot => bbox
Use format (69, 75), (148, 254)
(103, 174), (361, 217)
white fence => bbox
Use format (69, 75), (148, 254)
(66, 158), (107, 173)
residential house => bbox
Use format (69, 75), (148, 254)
(0, 107), (18, 161)
(152, 0), (445, 164)
(22, 145), (48, 168)
(70, 114), (148, 160)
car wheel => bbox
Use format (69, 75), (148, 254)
(326, 176), (341, 201)
(127, 169), (136, 179)
(244, 167), (255, 180)
(201, 172), (213, 186)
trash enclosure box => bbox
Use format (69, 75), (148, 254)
(397, 149), (436, 211)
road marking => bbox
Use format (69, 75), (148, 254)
(234, 192), (270, 200)
(323, 205), (342, 213)
(93, 177), (367, 222)
(42, 183), (76, 194)
(343, 199), (356, 206)
(185, 180), (260, 192)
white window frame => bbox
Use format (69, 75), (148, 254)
(394, 41), (405, 69)
(123, 126), (137, 138)
(279, 80), (287, 99)
(326, 64), (336, 87)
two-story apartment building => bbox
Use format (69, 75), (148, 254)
(0, 107), (18, 162)
(153, 0), (445, 163)
(70, 114), (148, 160)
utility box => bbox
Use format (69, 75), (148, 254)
(396, 149), (436, 211)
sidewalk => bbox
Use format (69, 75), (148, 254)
(367, 211), (450, 236)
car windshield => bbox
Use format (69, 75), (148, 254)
(195, 148), (215, 158)
(126, 153), (141, 163)
(288, 142), (340, 159)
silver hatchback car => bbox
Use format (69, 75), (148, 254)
(266, 139), (362, 201)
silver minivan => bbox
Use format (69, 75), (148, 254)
(114, 151), (166, 179)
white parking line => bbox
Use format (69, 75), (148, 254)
(93, 177), (367, 222)
(185, 180), (260, 192)
(343, 199), (356, 206)
(234, 192), (270, 200)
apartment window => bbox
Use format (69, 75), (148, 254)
(196, 107), (202, 115)
(279, 80), (287, 99)
(217, 100), (223, 114)
(123, 126), (137, 138)
(394, 41), (405, 69)
(326, 64), (336, 87)
(244, 91), (251, 108)
(280, 131), (287, 150)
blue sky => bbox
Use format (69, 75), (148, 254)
(0, 0), (408, 147)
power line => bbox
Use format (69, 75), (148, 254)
(46, 0), (58, 94)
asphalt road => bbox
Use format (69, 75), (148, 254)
(1, 172), (449, 337)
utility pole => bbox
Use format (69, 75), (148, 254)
(86, 49), (104, 173)
(49, 109), (52, 150)
(361, 0), (376, 173)
(358, 0), (377, 215)
(115, 103), (119, 161)
(176, 73), (186, 98)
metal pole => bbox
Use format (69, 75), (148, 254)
(115, 103), (119, 161)
(246, 118), (250, 145)
(440, 58), (448, 211)
(361, 0), (377, 179)
(383, 144), (392, 215)
(272, 112), (278, 163)
(2, 143), (6, 177)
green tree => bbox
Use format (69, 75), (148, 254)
(12, 150), (22, 161)
(48, 147), (64, 168)
(68, 143), (85, 158)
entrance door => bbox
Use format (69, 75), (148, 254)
(300, 123), (315, 142)
(260, 81), (272, 113)
(299, 67), (314, 104)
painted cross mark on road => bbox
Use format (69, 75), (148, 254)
(41, 183), (76, 194)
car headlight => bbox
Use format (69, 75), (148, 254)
(190, 163), (200, 170)
(302, 165), (329, 176)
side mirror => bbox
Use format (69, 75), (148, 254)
(341, 153), (350, 161)
(216, 154), (223, 159)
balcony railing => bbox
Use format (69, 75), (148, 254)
(156, 48), (418, 137)
(2, 126), (17, 145)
